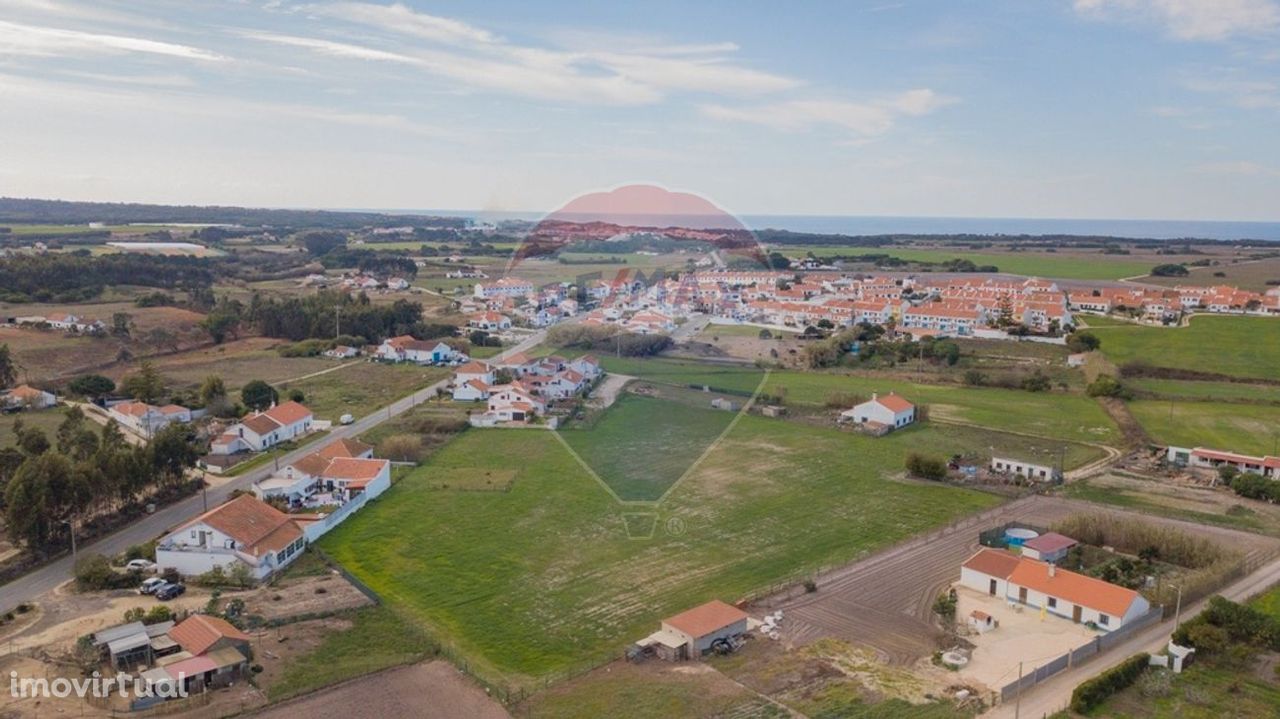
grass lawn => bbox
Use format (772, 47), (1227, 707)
(1087, 658), (1280, 718)
(560, 393), (736, 501)
(1127, 400), (1280, 456)
(759, 370), (1120, 447)
(1129, 378), (1280, 404)
(0, 406), (70, 449)
(1089, 315), (1280, 381)
(279, 362), (449, 421)
(265, 605), (436, 701)
(599, 356), (767, 396)
(1249, 583), (1280, 619)
(320, 415), (1003, 690)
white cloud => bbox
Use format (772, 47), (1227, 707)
(1073, 0), (1280, 41)
(1182, 71), (1280, 109)
(243, 1), (798, 104)
(700, 89), (956, 138)
(0, 19), (228, 61)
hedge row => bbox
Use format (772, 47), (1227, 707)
(1070, 652), (1150, 714)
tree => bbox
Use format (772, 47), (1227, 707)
(56, 408), (99, 461)
(0, 344), (17, 389)
(287, 388), (305, 403)
(199, 375), (226, 406)
(1066, 331), (1101, 353)
(148, 424), (198, 487)
(15, 423), (50, 456)
(121, 361), (167, 403)
(241, 380), (278, 411)
(110, 312), (133, 338)
(300, 230), (348, 256)
(766, 252), (791, 270)
(906, 453), (948, 481)
(1086, 375), (1128, 399)
(5, 452), (89, 551)
(1022, 371), (1052, 392)
(1150, 263), (1189, 277)
(68, 374), (115, 399)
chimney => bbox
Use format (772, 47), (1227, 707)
(871, 392), (878, 401)
(1048, 563), (1056, 577)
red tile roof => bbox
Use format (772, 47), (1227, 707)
(1022, 532), (1078, 554)
(264, 401), (311, 426)
(176, 495), (302, 558)
(316, 437), (373, 459)
(168, 615), (249, 656)
(962, 548), (1022, 579)
(873, 393), (914, 414)
(1007, 559), (1141, 617)
(663, 600), (748, 638)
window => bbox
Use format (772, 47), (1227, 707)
(1047, 597), (1057, 609)
(1099, 614), (1110, 626)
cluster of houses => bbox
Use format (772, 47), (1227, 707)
(1166, 445), (1280, 479)
(93, 614), (253, 699)
(0, 384), (57, 411)
(373, 334), (468, 365)
(451, 353), (602, 425)
(159, 437), (390, 581)
(4, 312), (105, 333)
(464, 277), (579, 328)
(301, 273), (411, 292)
(1068, 284), (1280, 322)
(960, 545), (1151, 631)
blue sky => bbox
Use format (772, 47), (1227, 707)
(2, 0), (1279, 221)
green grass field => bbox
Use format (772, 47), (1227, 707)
(1129, 378), (1280, 404)
(1249, 583), (1280, 619)
(0, 406), (69, 449)
(1089, 315), (1280, 381)
(1128, 400), (1280, 456)
(321, 415), (1003, 689)
(560, 393), (736, 501)
(279, 362), (448, 421)
(599, 356), (767, 396)
(818, 247), (1153, 281)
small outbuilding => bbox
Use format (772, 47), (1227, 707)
(639, 600), (749, 661)
(990, 456), (1061, 482)
(1020, 532), (1078, 563)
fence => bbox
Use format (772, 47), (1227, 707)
(998, 605), (1163, 703)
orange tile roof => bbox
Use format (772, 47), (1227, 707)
(1007, 559), (1141, 617)
(264, 401), (312, 426)
(873, 393), (914, 413)
(664, 600), (748, 638)
(176, 495), (301, 558)
(240, 413), (281, 436)
(168, 615), (249, 656)
(316, 437), (373, 459)
(962, 548), (1022, 579)
(321, 457), (387, 481)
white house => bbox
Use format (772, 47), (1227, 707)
(840, 392), (916, 430)
(155, 495), (306, 581)
(210, 402), (313, 455)
(1165, 446), (1280, 479)
(569, 355), (602, 380)
(1, 384), (57, 410)
(959, 548), (1151, 631)
(485, 384), (545, 422)
(323, 345), (360, 359)
(375, 335), (462, 364)
(254, 437), (390, 507)
(467, 312), (512, 332)
(109, 401), (192, 437)
(474, 277), (534, 299)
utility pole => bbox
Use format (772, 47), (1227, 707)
(1173, 585), (1183, 629)
(335, 305), (341, 339)
(63, 517), (77, 560)
(1014, 660), (1023, 719)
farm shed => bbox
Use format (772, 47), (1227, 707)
(990, 456), (1061, 482)
(639, 600), (749, 661)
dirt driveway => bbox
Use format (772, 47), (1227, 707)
(754, 495), (1280, 666)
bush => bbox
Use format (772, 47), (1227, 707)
(75, 554), (138, 591)
(1086, 375), (1129, 399)
(906, 453), (948, 481)
(1021, 371), (1052, 392)
(379, 433), (423, 462)
(1066, 331), (1101, 353)
(1070, 652), (1150, 713)
(1150, 263), (1189, 277)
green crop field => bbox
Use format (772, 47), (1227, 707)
(559, 393), (735, 501)
(1089, 315), (1280, 381)
(1128, 400), (1280, 457)
(599, 356), (767, 396)
(279, 362), (449, 421)
(320, 414), (1003, 689)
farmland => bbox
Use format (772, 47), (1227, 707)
(1129, 378), (1280, 404)
(321, 414), (1003, 689)
(1127, 400), (1280, 457)
(0, 406), (70, 450)
(795, 246), (1155, 281)
(1089, 315), (1280, 381)
(559, 392), (737, 501)
(1140, 256), (1280, 292)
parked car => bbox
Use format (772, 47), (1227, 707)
(154, 582), (186, 601)
(126, 559), (155, 572)
(138, 577), (166, 595)
(339, 413), (354, 425)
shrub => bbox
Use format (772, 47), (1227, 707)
(906, 453), (948, 481)
(1086, 375), (1129, 399)
(1066, 331), (1101, 353)
(1070, 652), (1150, 713)
(75, 554), (136, 591)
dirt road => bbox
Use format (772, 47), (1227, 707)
(249, 662), (509, 719)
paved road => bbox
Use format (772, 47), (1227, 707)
(985, 555), (1280, 718)
(0, 330), (548, 613)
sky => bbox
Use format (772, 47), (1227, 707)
(2, 0), (1280, 221)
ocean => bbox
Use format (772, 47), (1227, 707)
(416, 210), (1280, 242)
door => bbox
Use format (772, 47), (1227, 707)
(1018, 587), (1028, 604)
(988, 579), (998, 596)
(1072, 605), (1082, 623)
